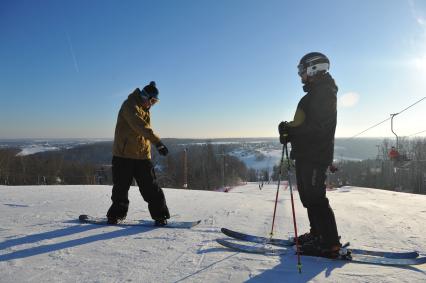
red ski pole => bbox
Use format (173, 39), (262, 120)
(270, 144), (285, 238)
(284, 142), (302, 273)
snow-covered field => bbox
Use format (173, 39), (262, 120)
(1, 184), (425, 283)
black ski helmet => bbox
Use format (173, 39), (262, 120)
(297, 52), (330, 77)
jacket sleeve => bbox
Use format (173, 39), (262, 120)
(288, 93), (336, 137)
(121, 101), (161, 144)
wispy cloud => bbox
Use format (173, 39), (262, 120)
(408, 0), (426, 29)
(404, 1), (426, 73)
(66, 34), (80, 73)
(339, 92), (360, 108)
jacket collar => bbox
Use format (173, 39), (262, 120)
(129, 88), (145, 104)
(302, 73), (337, 93)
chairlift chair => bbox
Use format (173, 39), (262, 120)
(389, 114), (411, 168)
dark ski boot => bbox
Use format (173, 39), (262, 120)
(299, 238), (343, 259)
(107, 216), (125, 225)
(154, 219), (168, 227)
(294, 232), (319, 246)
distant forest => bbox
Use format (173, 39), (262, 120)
(271, 138), (426, 195)
(0, 140), (254, 190)
(1, 138), (425, 195)
(333, 138), (426, 194)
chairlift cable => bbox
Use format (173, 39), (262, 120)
(347, 97), (426, 139)
(393, 97), (426, 116)
(347, 117), (390, 139)
(408, 129), (426, 137)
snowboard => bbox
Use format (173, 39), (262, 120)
(216, 239), (426, 266)
(78, 214), (201, 229)
(221, 228), (419, 259)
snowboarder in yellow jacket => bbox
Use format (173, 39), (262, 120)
(107, 81), (170, 226)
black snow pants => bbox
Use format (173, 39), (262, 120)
(106, 156), (170, 221)
(295, 159), (340, 247)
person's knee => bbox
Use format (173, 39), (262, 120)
(300, 199), (309, 208)
(306, 197), (330, 210)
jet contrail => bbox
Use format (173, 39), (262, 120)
(66, 34), (80, 73)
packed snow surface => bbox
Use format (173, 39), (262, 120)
(1, 184), (425, 282)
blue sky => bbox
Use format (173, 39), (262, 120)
(1, 0), (425, 139)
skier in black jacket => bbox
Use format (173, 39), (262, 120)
(279, 52), (341, 258)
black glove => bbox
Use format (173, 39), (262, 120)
(278, 121), (290, 135)
(329, 164), (338, 173)
(278, 121), (290, 144)
(156, 141), (169, 156)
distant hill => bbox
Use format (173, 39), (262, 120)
(1, 137), (385, 166)
(334, 138), (385, 160)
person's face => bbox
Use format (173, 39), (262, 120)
(300, 72), (308, 84)
(297, 63), (308, 83)
(149, 97), (159, 106)
(141, 97), (158, 110)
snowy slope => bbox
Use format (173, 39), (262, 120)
(230, 148), (282, 173)
(0, 184), (425, 283)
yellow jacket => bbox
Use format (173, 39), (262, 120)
(112, 88), (161, 160)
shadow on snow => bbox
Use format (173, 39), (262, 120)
(175, 244), (425, 283)
(0, 222), (154, 261)
(245, 252), (426, 282)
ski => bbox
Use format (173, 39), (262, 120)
(216, 239), (426, 266)
(216, 239), (286, 255)
(221, 228), (294, 246)
(348, 248), (418, 259)
(78, 214), (201, 229)
(221, 228), (419, 259)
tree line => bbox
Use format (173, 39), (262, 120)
(268, 138), (426, 195)
(0, 148), (98, 185)
(1, 138), (425, 194)
(155, 143), (249, 190)
(331, 138), (426, 194)
(0, 142), (252, 190)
